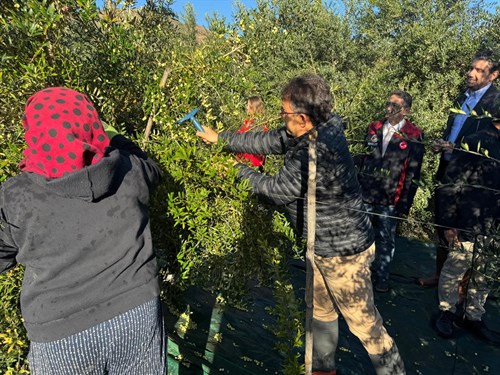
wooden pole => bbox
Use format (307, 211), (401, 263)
(144, 68), (171, 143)
(305, 129), (318, 375)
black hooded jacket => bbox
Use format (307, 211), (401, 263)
(0, 135), (162, 342)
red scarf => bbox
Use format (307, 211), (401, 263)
(20, 87), (110, 178)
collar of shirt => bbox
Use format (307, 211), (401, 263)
(381, 118), (406, 156)
(446, 83), (492, 152)
(383, 118), (405, 134)
(464, 82), (491, 102)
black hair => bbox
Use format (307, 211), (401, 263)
(473, 49), (499, 74)
(390, 90), (412, 109)
(281, 74), (333, 125)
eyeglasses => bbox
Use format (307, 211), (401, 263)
(280, 108), (306, 116)
(385, 102), (405, 110)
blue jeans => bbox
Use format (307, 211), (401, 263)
(364, 203), (397, 284)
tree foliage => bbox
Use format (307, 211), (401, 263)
(0, 0), (497, 373)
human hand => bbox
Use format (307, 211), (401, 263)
(196, 126), (219, 144)
(430, 139), (453, 154)
(444, 228), (460, 249)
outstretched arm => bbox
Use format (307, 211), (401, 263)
(197, 125), (289, 155)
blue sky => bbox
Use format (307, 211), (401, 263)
(171, 0), (256, 27)
(96, 1), (257, 28)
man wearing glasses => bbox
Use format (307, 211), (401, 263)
(356, 90), (424, 293)
(196, 74), (405, 375)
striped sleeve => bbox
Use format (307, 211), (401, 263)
(219, 127), (289, 155)
(236, 148), (308, 206)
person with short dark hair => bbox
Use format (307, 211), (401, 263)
(419, 49), (500, 287)
(0, 87), (166, 374)
(196, 74), (406, 375)
(434, 106), (500, 345)
(356, 90), (424, 292)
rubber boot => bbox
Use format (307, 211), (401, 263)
(368, 343), (406, 375)
(312, 318), (338, 373)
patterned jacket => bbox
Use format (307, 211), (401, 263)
(356, 119), (424, 215)
(220, 115), (374, 258)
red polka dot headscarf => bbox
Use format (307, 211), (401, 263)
(20, 87), (110, 178)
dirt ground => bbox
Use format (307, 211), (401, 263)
(164, 236), (500, 374)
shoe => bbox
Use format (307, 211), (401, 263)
(417, 274), (439, 287)
(462, 318), (500, 345)
(374, 280), (389, 293)
(436, 310), (455, 338)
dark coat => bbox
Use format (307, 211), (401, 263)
(220, 115), (374, 258)
(436, 124), (500, 241)
(0, 135), (162, 342)
(436, 84), (499, 181)
(356, 119), (424, 216)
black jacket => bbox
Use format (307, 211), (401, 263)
(436, 124), (500, 241)
(436, 84), (499, 181)
(356, 119), (424, 215)
(220, 115), (374, 258)
(0, 135), (162, 342)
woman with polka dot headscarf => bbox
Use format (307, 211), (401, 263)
(20, 87), (110, 177)
(0, 88), (166, 374)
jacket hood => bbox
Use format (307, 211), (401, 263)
(25, 148), (122, 202)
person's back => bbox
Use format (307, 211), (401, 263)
(220, 114), (373, 257)
(0, 87), (166, 374)
(3, 135), (161, 341)
(303, 114), (373, 256)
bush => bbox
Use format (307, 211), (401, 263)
(0, 0), (497, 373)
